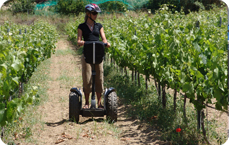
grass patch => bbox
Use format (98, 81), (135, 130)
(2, 58), (52, 144)
(56, 69), (81, 89)
(103, 61), (227, 145)
(77, 46), (83, 55)
(102, 120), (121, 139)
(55, 48), (75, 56)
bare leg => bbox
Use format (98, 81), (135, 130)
(84, 93), (90, 109)
(96, 92), (103, 108)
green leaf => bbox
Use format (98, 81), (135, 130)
(214, 89), (222, 102)
(11, 61), (22, 72)
(6, 102), (17, 122)
(195, 71), (204, 79)
(199, 54), (207, 64)
(132, 35), (138, 41)
(27, 97), (33, 104)
(194, 42), (201, 52)
(17, 102), (23, 113)
(218, 80), (224, 92)
(182, 82), (194, 95)
(180, 72), (186, 84)
(12, 77), (19, 85)
(213, 68), (219, 78)
(215, 102), (222, 110)
(0, 63), (7, 71)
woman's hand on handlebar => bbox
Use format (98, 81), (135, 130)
(78, 40), (85, 47)
(105, 42), (110, 48)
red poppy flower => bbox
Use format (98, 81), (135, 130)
(176, 128), (181, 132)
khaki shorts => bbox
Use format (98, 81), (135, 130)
(81, 55), (104, 94)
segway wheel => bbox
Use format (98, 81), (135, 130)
(106, 91), (117, 123)
(69, 92), (80, 123)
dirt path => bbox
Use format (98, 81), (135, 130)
(23, 36), (166, 145)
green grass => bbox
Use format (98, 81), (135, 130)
(76, 46), (83, 55)
(103, 61), (227, 145)
(55, 48), (75, 56)
(56, 69), (81, 88)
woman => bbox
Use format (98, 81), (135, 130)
(77, 3), (110, 109)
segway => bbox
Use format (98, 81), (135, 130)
(69, 41), (117, 123)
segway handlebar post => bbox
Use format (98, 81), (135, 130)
(83, 41), (106, 109)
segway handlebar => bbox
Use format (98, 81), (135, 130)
(83, 41), (107, 47)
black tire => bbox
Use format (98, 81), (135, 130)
(106, 91), (117, 123)
(69, 92), (80, 123)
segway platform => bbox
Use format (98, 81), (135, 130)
(80, 108), (106, 117)
(69, 41), (117, 123)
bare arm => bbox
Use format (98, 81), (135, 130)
(100, 27), (110, 48)
(77, 29), (84, 46)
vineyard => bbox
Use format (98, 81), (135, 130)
(67, 6), (227, 111)
(65, 5), (228, 143)
(0, 21), (58, 127)
(0, 4), (228, 145)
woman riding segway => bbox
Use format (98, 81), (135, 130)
(77, 3), (110, 109)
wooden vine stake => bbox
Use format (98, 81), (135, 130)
(145, 75), (148, 90)
(201, 111), (211, 145)
(138, 71), (140, 87)
(135, 69), (137, 86)
(197, 110), (201, 132)
(158, 81), (161, 101)
(18, 82), (23, 98)
(162, 85), (166, 109)
(132, 69), (134, 82)
(219, 17), (222, 27)
(153, 77), (158, 95)
(183, 94), (187, 122)
(124, 67), (127, 76)
(174, 89), (177, 112)
(197, 99), (201, 132)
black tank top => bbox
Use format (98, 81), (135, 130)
(78, 22), (103, 41)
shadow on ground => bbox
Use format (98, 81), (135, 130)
(116, 99), (169, 145)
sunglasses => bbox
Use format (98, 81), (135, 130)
(91, 12), (98, 15)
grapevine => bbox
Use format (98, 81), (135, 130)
(0, 21), (58, 126)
